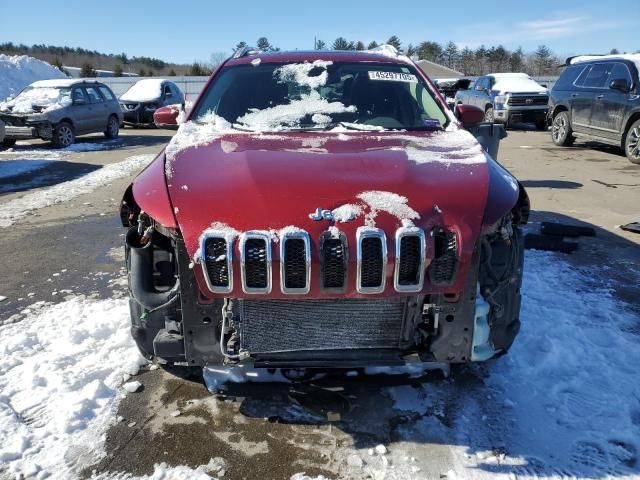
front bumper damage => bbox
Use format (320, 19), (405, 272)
(0, 113), (53, 141)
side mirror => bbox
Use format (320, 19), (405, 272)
(455, 104), (484, 127)
(610, 78), (630, 93)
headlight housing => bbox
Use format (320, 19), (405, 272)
(494, 95), (507, 110)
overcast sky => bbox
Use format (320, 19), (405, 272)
(2, 0), (635, 64)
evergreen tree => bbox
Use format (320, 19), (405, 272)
(52, 56), (64, 72)
(386, 35), (401, 50)
(333, 37), (349, 50)
(459, 47), (475, 75)
(315, 39), (326, 50)
(347, 41), (356, 50)
(443, 41), (459, 69)
(509, 47), (524, 72)
(168, 69), (177, 76)
(534, 45), (553, 75)
(138, 68), (147, 77)
(80, 62), (96, 77)
(189, 63), (204, 76)
(256, 37), (272, 51)
(355, 41), (366, 51)
(405, 44), (416, 57)
(235, 41), (247, 50)
(417, 41), (443, 63)
(113, 63), (123, 77)
(367, 41), (379, 50)
(610, 48), (620, 54)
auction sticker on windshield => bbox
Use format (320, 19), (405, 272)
(368, 71), (418, 82)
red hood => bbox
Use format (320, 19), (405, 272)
(165, 129), (490, 298)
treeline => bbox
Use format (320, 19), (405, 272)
(0, 42), (193, 76)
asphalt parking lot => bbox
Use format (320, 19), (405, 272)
(1, 127), (639, 479)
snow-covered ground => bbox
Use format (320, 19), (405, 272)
(1, 248), (638, 479)
(0, 153), (154, 227)
(0, 54), (67, 101)
(0, 159), (56, 179)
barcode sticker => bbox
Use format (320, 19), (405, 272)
(368, 71), (418, 82)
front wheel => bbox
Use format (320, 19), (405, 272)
(104, 115), (120, 139)
(52, 121), (75, 148)
(624, 119), (640, 165)
(551, 111), (574, 146)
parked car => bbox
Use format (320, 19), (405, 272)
(153, 104), (181, 129)
(433, 78), (473, 109)
(0, 79), (122, 148)
(119, 79), (184, 127)
(548, 54), (640, 164)
(119, 47), (529, 374)
(455, 73), (549, 129)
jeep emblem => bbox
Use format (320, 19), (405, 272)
(309, 208), (335, 221)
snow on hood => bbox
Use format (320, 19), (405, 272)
(0, 54), (67, 102)
(0, 86), (72, 114)
(120, 78), (165, 102)
(490, 73), (547, 94)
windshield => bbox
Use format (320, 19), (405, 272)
(0, 86), (72, 113)
(191, 61), (448, 132)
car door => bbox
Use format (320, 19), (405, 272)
(571, 63), (609, 134)
(476, 77), (491, 108)
(590, 62), (633, 140)
(83, 86), (108, 132)
(98, 85), (120, 117)
(69, 87), (93, 134)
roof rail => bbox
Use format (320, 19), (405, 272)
(232, 46), (260, 59)
(565, 54), (606, 66)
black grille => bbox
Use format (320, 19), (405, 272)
(398, 235), (421, 286)
(283, 238), (307, 289)
(507, 95), (549, 106)
(360, 237), (384, 288)
(244, 238), (268, 289)
(429, 231), (458, 284)
(204, 238), (229, 287)
(322, 237), (346, 289)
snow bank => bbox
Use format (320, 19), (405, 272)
(0, 154), (154, 227)
(120, 79), (165, 102)
(0, 295), (147, 479)
(0, 54), (67, 101)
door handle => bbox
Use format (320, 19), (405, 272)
(571, 93), (579, 97)
(596, 95), (604, 100)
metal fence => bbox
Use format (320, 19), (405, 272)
(97, 74), (560, 102)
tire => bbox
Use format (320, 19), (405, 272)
(51, 121), (75, 148)
(624, 119), (640, 165)
(551, 111), (574, 146)
(104, 115), (119, 139)
(2, 138), (17, 149)
(484, 106), (494, 123)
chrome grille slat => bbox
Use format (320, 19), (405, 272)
(200, 231), (234, 294)
(394, 227), (426, 292)
(356, 227), (387, 294)
(240, 232), (272, 294)
(280, 230), (311, 294)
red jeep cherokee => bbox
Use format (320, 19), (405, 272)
(120, 47), (529, 375)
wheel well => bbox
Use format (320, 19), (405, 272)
(551, 105), (568, 119)
(622, 112), (640, 147)
(57, 118), (74, 129)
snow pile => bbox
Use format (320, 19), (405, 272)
(489, 73), (547, 94)
(0, 295), (147, 479)
(93, 458), (227, 480)
(0, 54), (67, 101)
(0, 153), (154, 227)
(275, 60), (332, 89)
(236, 90), (355, 132)
(357, 191), (420, 226)
(120, 79), (165, 102)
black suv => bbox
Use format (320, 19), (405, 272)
(548, 55), (640, 164)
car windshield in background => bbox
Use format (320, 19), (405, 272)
(192, 61), (448, 132)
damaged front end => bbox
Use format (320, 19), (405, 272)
(0, 112), (53, 143)
(121, 148), (528, 373)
